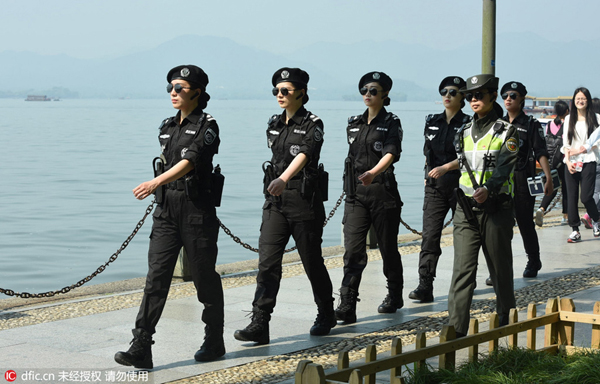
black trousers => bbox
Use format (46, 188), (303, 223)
(135, 189), (223, 335)
(540, 163), (568, 214)
(341, 182), (403, 293)
(253, 189), (333, 313)
(418, 174), (458, 278)
(513, 170), (540, 261)
(565, 162), (599, 227)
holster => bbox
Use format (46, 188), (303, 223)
(210, 164), (225, 207)
(454, 187), (479, 228)
(318, 163), (329, 202)
(343, 157), (356, 197)
(152, 157), (165, 204)
(262, 161), (281, 203)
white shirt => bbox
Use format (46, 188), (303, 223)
(561, 114), (600, 163)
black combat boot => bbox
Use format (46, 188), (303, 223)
(309, 302), (337, 336)
(194, 325), (226, 362)
(233, 309), (270, 345)
(523, 258), (542, 278)
(335, 287), (360, 323)
(408, 274), (434, 303)
(114, 328), (154, 369)
(377, 292), (404, 313)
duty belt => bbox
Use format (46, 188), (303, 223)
(167, 179), (186, 191)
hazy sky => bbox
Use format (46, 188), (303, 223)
(1, 0), (596, 59)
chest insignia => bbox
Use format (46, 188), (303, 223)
(161, 144), (166, 153)
(428, 126), (440, 130)
(159, 134), (170, 139)
(185, 130), (196, 135)
(290, 144), (300, 156)
(376, 127), (388, 131)
(349, 128), (360, 132)
(517, 127), (527, 133)
(348, 136), (355, 144)
(269, 130), (280, 135)
(293, 129), (306, 135)
(426, 134), (436, 141)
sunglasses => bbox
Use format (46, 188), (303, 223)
(359, 87), (382, 96)
(167, 83), (192, 93)
(465, 91), (490, 102)
(272, 87), (297, 96)
(501, 92), (518, 100)
(440, 88), (459, 97)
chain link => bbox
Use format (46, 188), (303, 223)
(219, 192), (346, 254)
(0, 201), (156, 298)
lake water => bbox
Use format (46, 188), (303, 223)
(0, 98), (447, 294)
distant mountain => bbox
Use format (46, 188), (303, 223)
(1, 33), (599, 100)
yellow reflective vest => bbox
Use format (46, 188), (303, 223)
(457, 111), (519, 197)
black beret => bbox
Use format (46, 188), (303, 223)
(167, 65), (209, 89)
(272, 67), (309, 88)
(500, 81), (527, 97)
(460, 74), (499, 93)
(439, 76), (466, 92)
(359, 71), (393, 91)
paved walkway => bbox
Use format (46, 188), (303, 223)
(1, 215), (599, 384)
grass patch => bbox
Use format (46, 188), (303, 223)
(404, 347), (600, 384)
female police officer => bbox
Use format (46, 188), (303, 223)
(501, 81), (552, 278)
(335, 71), (404, 324)
(409, 76), (470, 303)
(233, 67), (336, 344)
(115, 65), (225, 368)
(447, 74), (518, 337)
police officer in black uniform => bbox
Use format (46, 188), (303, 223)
(335, 71), (404, 324)
(233, 67), (335, 345)
(500, 81), (552, 279)
(115, 65), (225, 369)
(409, 76), (470, 303)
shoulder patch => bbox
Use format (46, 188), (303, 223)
(314, 127), (324, 142)
(506, 137), (518, 153)
(204, 128), (217, 146)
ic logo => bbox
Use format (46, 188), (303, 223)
(5, 370), (17, 382)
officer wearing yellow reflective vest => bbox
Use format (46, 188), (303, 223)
(445, 74), (519, 337)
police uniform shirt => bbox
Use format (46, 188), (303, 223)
(424, 110), (470, 168)
(266, 106), (324, 178)
(503, 111), (548, 173)
(158, 106), (219, 178)
(346, 107), (402, 175)
(467, 108), (519, 195)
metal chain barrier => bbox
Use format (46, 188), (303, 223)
(400, 217), (453, 237)
(219, 192), (346, 254)
(0, 201), (156, 298)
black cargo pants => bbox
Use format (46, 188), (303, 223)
(135, 189), (224, 334)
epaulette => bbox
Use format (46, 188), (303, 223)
(462, 114), (472, 124)
(267, 114), (278, 126)
(308, 113), (321, 123)
(158, 117), (172, 130)
(426, 114), (434, 123)
(205, 113), (215, 122)
(385, 112), (399, 122)
(348, 115), (361, 124)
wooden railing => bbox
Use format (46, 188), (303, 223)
(294, 297), (600, 384)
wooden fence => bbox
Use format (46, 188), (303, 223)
(294, 297), (600, 384)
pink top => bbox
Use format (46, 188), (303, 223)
(548, 121), (561, 136)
